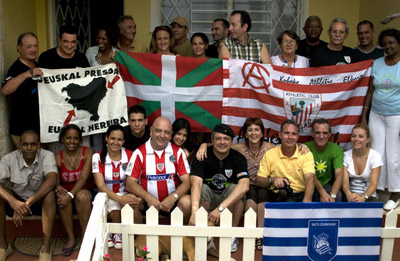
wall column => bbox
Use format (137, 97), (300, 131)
(0, 0), (12, 157)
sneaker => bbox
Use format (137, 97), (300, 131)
(231, 237), (239, 253)
(108, 233), (114, 248)
(113, 233), (122, 249)
(383, 199), (400, 211)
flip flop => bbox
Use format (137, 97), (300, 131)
(255, 237), (263, 251)
(62, 242), (76, 256)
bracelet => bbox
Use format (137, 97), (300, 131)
(363, 106), (369, 109)
(67, 191), (74, 199)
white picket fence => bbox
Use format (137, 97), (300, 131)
(78, 193), (400, 261)
(78, 193), (263, 261)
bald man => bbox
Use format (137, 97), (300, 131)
(126, 117), (191, 223)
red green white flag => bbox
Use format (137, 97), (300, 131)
(115, 52), (226, 132)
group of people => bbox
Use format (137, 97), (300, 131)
(1, 7), (400, 261)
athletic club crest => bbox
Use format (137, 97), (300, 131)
(307, 220), (339, 261)
(225, 169), (233, 178)
(283, 91), (321, 133)
(157, 163), (165, 172)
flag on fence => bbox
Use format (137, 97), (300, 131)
(115, 52), (225, 132)
(38, 64), (128, 142)
(263, 202), (383, 260)
(223, 60), (372, 147)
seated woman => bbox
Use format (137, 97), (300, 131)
(92, 124), (140, 249)
(55, 124), (94, 256)
(342, 124), (383, 202)
(191, 32), (209, 58)
(171, 118), (192, 159)
(271, 30), (309, 68)
(150, 26), (176, 55)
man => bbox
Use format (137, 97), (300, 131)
(296, 16), (328, 59)
(117, 15), (148, 53)
(0, 130), (57, 261)
(352, 20), (384, 63)
(170, 16), (195, 57)
(126, 117), (191, 223)
(305, 119), (343, 202)
(256, 119), (315, 202)
(38, 24), (90, 69)
(123, 105), (150, 151)
(2, 32), (43, 149)
(206, 18), (229, 58)
(190, 124), (249, 253)
(311, 18), (354, 67)
(219, 10), (271, 64)
(38, 24), (90, 153)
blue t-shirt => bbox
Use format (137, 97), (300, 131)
(371, 57), (400, 115)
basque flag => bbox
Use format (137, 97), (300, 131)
(263, 202), (383, 261)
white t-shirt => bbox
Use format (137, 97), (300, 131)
(271, 54), (309, 68)
(343, 149), (383, 198)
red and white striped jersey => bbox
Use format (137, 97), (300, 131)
(92, 147), (134, 193)
(126, 140), (189, 202)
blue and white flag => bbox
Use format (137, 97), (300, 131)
(263, 202), (383, 261)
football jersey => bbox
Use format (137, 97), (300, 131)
(126, 140), (189, 202)
(92, 147), (133, 193)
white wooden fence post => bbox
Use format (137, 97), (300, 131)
(195, 207), (209, 261)
(146, 206), (160, 261)
(243, 208), (257, 261)
(219, 209), (233, 260)
(170, 208), (184, 260)
(381, 209), (398, 261)
(121, 205), (135, 261)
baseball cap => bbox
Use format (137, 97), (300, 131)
(170, 16), (189, 28)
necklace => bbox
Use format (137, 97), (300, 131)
(65, 147), (80, 168)
(96, 51), (113, 65)
(282, 54), (296, 68)
(247, 147), (261, 160)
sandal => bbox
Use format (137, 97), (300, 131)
(255, 237), (263, 251)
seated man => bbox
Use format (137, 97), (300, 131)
(305, 119), (344, 202)
(0, 130), (57, 261)
(256, 119), (315, 202)
(190, 124), (249, 253)
(126, 117), (191, 223)
(123, 105), (150, 151)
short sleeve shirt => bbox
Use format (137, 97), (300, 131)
(38, 47), (90, 69)
(0, 149), (57, 200)
(310, 45), (354, 67)
(305, 141), (343, 186)
(190, 147), (248, 194)
(224, 35), (263, 63)
(258, 145), (315, 193)
(126, 140), (190, 202)
(92, 147), (133, 194)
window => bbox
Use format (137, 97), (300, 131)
(158, 0), (306, 55)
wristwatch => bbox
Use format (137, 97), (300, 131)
(364, 194), (369, 200)
(172, 193), (179, 200)
(218, 205), (224, 212)
(267, 177), (273, 186)
(330, 193), (337, 199)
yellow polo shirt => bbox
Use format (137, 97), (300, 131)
(258, 145), (315, 193)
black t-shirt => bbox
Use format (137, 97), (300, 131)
(310, 45), (354, 67)
(123, 125), (150, 151)
(191, 146), (248, 194)
(2, 59), (40, 135)
(206, 43), (219, 58)
(38, 47), (90, 69)
(296, 39), (327, 59)
(352, 46), (384, 63)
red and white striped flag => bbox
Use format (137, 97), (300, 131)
(222, 59), (372, 148)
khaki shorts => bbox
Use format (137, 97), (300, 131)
(200, 184), (245, 211)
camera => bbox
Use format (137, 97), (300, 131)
(274, 182), (293, 202)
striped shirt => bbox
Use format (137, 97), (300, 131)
(126, 140), (189, 202)
(92, 148), (134, 193)
(224, 35), (263, 63)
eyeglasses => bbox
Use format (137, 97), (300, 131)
(330, 30), (346, 35)
(282, 40), (296, 45)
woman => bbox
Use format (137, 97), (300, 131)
(55, 124), (94, 256)
(191, 32), (209, 58)
(197, 117), (274, 250)
(92, 124), (137, 249)
(172, 118), (191, 158)
(342, 124), (382, 202)
(86, 27), (117, 66)
(150, 26), (176, 55)
(271, 30), (309, 68)
(361, 28), (400, 210)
